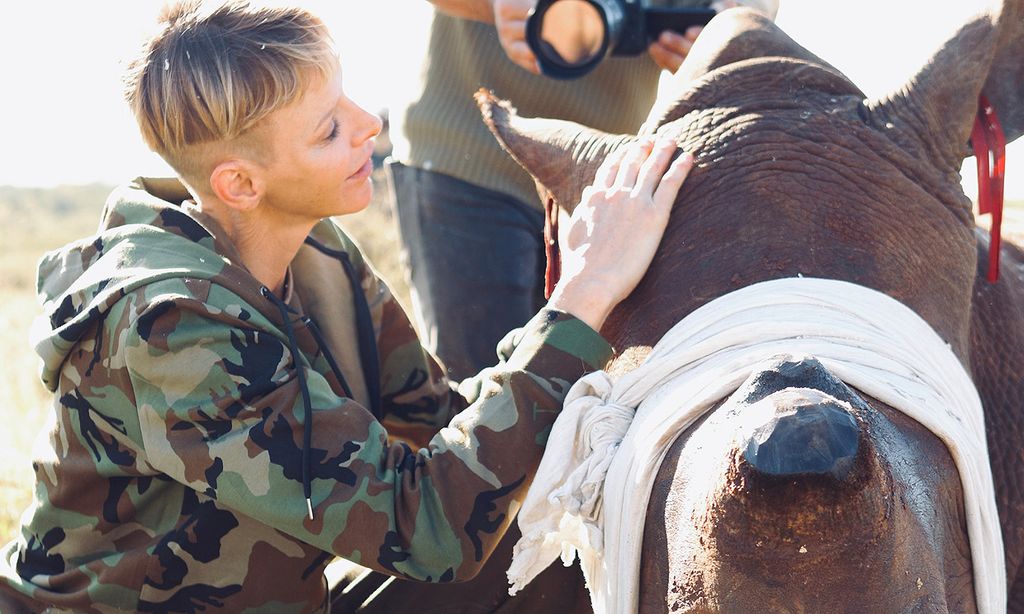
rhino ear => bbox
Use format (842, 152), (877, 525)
(869, 1), (1023, 170)
(981, 3), (1024, 143)
(475, 90), (634, 212)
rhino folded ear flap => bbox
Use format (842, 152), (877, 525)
(475, 89), (635, 214)
(869, 1), (1024, 171)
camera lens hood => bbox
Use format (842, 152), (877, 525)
(525, 0), (615, 80)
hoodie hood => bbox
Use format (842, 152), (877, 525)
(31, 178), (244, 392)
(30, 177), (386, 520)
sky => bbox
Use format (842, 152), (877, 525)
(0, 0), (1019, 200)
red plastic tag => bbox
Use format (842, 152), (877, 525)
(971, 94), (1006, 283)
(544, 196), (561, 299)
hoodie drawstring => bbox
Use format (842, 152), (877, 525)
(303, 315), (355, 401)
(259, 241), (384, 522)
(262, 286), (316, 521)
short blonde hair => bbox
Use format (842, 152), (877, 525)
(124, 0), (337, 182)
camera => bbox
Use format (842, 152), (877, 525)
(525, 0), (716, 79)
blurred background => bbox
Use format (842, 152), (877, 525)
(0, 0), (1019, 191)
(1, 0), (1020, 541)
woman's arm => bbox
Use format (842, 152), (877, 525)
(126, 138), (691, 581)
(427, 0), (495, 22)
(125, 294), (610, 582)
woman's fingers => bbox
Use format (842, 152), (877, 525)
(634, 139), (682, 197)
(592, 137), (693, 206)
(593, 141), (632, 187)
(553, 136), (696, 332)
(652, 151), (695, 209)
(612, 137), (656, 190)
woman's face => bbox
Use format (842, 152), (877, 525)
(257, 65), (383, 224)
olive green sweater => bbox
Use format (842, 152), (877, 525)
(390, 10), (668, 209)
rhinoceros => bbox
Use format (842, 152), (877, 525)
(466, 3), (1024, 614)
(342, 2), (1023, 612)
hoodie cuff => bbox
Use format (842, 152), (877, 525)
(505, 308), (613, 374)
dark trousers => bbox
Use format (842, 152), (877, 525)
(387, 161), (546, 381)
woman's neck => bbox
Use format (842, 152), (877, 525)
(193, 198), (315, 297)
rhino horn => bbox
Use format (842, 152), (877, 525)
(712, 407), (901, 599)
(737, 356), (865, 480)
(716, 361), (894, 582)
(869, 0), (1023, 171)
(475, 89), (634, 213)
(741, 393), (860, 479)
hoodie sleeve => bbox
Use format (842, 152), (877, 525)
(364, 264), (465, 444)
(124, 295), (612, 582)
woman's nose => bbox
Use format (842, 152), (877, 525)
(359, 107), (383, 142)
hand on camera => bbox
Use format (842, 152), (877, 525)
(493, 0), (542, 74)
(646, 26), (702, 73)
(647, 0), (779, 73)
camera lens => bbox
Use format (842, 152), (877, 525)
(526, 0), (614, 79)
(526, 0), (716, 79)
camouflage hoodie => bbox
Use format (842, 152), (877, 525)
(0, 178), (612, 613)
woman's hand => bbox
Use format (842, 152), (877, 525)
(548, 138), (694, 331)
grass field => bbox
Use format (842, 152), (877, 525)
(1, 181), (1021, 545)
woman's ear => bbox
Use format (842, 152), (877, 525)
(209, 159), (263, 212)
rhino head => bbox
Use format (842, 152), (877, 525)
(480, 5), (1023, 363)
(478, 2), (1024, 611)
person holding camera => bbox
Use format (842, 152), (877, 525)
(388, 0), (778, 384)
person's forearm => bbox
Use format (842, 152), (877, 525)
(428, 0), (495, 23)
